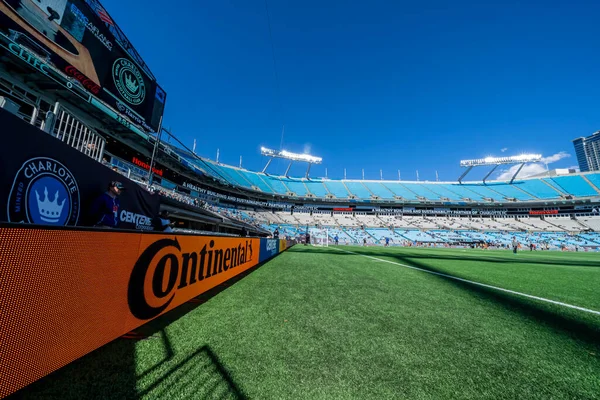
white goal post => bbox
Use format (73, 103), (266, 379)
(312, 228), (329, 247)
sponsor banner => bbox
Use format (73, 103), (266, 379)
(184, 182), (292, 209)
(399, 208), (509, 216)
(0, 0), (166, 131)
(279, 239), (287, 252)
(0, 226), (268, 398)
(259, 238), (280, 262)
(0, 109), (159, 230)
(574, 205), (599, 214)
(529, 210), (559, 215)
(131, 156), (164, 177)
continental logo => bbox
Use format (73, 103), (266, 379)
(128, 238), (254, 320)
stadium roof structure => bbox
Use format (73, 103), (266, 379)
(149, 139), (600, 206)
(458, 154), (542, 184)
(261, 147), (322, 178)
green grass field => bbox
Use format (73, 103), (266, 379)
(16, 245), (600, 399)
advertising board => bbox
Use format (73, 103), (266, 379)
(0, 0), (166, 131)
(0, 227), (291, 397)
(0, 109), (159, 230)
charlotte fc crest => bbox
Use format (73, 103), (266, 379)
(7, 157), (80, 226)
(112, 58), (146, 106)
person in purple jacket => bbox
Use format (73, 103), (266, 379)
(91, 181), (125, 228)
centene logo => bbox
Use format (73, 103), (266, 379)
(128, 238), (253, 320)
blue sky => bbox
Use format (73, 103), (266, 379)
(102, 0), (600, 181)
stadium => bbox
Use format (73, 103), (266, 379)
(0, 1), (599, 399)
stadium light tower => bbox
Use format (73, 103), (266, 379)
(261, 147), (323, 178)
(458, 154), (542, 184)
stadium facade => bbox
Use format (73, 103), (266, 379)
(0, 0), (600, 248)
(2, 55), (600, 247)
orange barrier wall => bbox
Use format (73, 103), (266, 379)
(0, 226), (270, 398)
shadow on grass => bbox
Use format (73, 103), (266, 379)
(11, 261), (269, 400)
(293, 245), (600, 349)
(289, 244), (600, 268)
(136, 345), (247, 400)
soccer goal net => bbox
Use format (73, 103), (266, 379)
(312, 229), (329, 247)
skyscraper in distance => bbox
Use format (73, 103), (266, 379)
(573, 131), (600, 172)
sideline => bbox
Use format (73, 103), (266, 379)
(335, 247), (600, 316)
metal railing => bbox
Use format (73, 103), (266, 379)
(0, 75), (53, 129)
(51, 103), (106, 162)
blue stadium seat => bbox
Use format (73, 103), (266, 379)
(459, 184), (504, 201)
(381, 183), (418, 200)
(585, 173), (600, 190)
(362, 182), (395, 199)
(263, 175), (290, 194)
(579, 233), (600, 245)
(171, 150), (223, 182)
(323, 181), (350, 198)
(483, 183), (533, 200)
(514, 179), (561, 199)
(344, 181), (372, 199)
(541, 178), (565, 194)
(429, 230), (471, 242)
(441, 184), (485, 201)
(197, 160), (245, 187)
(366, 228), (394, 243)
(304, 180), (329, 197)
(281, 178), (309, 196)
(238, 171), (275, 193)
(398, 230), (442, 242)
(547, 176), (598, 197)
(420, 184), (463, 201)
(403, 183), (442, 200)
(214, 164), (253, 189)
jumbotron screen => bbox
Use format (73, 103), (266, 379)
(0, 0), (166, 132)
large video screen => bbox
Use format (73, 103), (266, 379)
(0, 0), (166, 132)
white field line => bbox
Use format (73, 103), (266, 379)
(335, 248), (600, 316)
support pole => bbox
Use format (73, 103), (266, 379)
(457, 165), (474, 183)
(510, 163), (526, 184)
(483, 164), (499, 183)
(147, 116), (164, 186)
(305, 163), (312, 179)
(262, 158), (273, 173)
(285, 161), (293, 176)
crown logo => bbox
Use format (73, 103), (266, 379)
(125, 73), (139, 93)
(35, 187), (66, 223)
